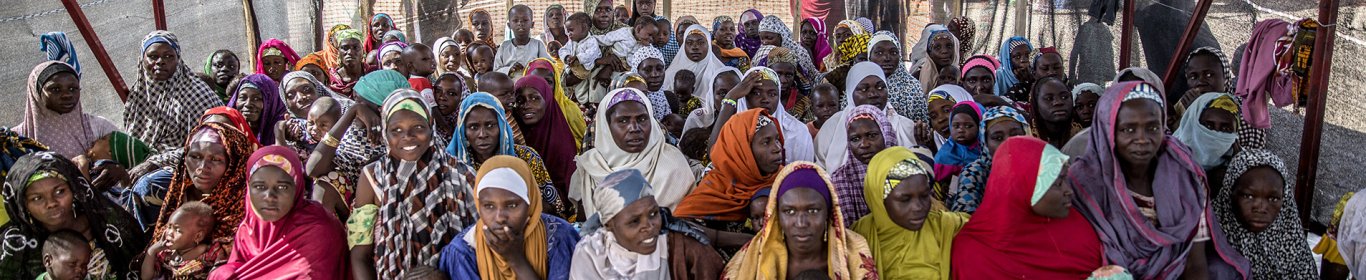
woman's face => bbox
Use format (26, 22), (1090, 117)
(248, 166), (296, 222)
(1199, 107), (1238, 133)
(833, 27), (852, 47)
(1033, 53), (1064, 80)
(800, 21), (817, 51)
(371, 19), (394, 41)
(758, 31), (781, 46)
(1074, 92), (1099, 125)
(852, 76), (888, 109)
(1031, 163), (1074, 219)
(262, 55), (290, 81)
(929, 35), (954, 67)
(847, 118), (885, 165)
(1009, 45), (1031, 76)
(742, 19), (760, 38)
(950, 113), (978, 145)
(284, 78), (319, 117)
(928, 99), (953, 136)
(143, 43), (179, 81)
(338, 39), (363, 68)
(984, 119), (1026, 153)
(472, 13), (493, 40)
(210, 53), (240, 86)
(462, 107), (500, 161)
(884, 175), (933, 230)
(547, 8), (566, 30)
(387, 109), (432, 161)
(962, 67), (995, 96)
(870, 41), (900, 75)
(684, 33), (708, 62)
(434, 77), (463, 117)
(607, 197), (663, 254)
(1185, 54), (1228, 93)
(750, 123), (785, 175)
(1233, 166), (1284, 233)
(301, 65), (328, 85)
(23, 177), (77, 231)
(440, 45), (465, 73)
(770, 62), (796, 93)
(531, 69), (556, 86)
(594, 2), (615, 29)
(185, 140), (228, 193)
(778, 187), (828, 256)
(608, 101), (652, 153)
(715, 21), (737, 47)
(1033, 80), (1073, 124)
(41, 73), (81, 115)
(1114, 100), (1165, 168)
(478, 188), (530, 234)
(516, 87), (547, 126)
(639, 59), (666, 91)
(745, 79), (780, 113)
(234, 87), (265, 123)
(636, 0), (656, 16)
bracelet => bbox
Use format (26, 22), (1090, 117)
(321, 134), (341, 148)
(721, 98), (738, 107)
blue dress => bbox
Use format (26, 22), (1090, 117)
(438, 214), (580, 280)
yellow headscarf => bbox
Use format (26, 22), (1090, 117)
(473, 155), (548, 279)
(852, 146), (968, 280)
(524, 58), (589, 150)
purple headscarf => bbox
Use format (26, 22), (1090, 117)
(1069, 81), (1250, 279)
(227, 74), (287, 145)
(736, 9), (764, 57)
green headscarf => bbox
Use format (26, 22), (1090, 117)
(107, 131), (151, 168)
(354, 70), (411, 105)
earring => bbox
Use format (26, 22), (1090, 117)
(823, 230), (828, 241)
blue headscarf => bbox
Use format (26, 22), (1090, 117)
(933, 101), (984, 182)
(39, 32), (80, 77)
(445, 92), (516, 164)
(993, 36), (1032, 96)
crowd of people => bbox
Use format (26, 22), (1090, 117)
(1, 0), (1360, 279)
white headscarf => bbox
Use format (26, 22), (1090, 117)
(816, 62), (921, 170)
(682, 66), (741, 132)
(908, 25), (961, 89)
(570, 88), (696, 217)
(735, 66), (815, 163)
(663, 25), (726, 94)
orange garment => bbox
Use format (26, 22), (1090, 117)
(296, 52), (327, 72)
(675, 109), (782, 221)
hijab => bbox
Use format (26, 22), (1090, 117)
(322, 24), (353, 70)
(201, 106), (259, 145)
(227, 74), (287, 145)
(38, 32), (80, 76)
(1172, 92), (1240, 170)
(868, 31), (928, 122)
(514, 74), (580, 192)
(1236, 19), (1292, 129)
(735, 9), (764, 56)
(572, 88), (695, 216)
(523, 58), (589, 147)
(126, 30), (224, 152)
(627, 46), (673, 119)
(736, 66), (816, 163)
(570, 169), (672, 279)
(817, 61), (918, 171)
(354, 69), (412, 105)
(854, 146), (966, 279)
(932, 101), (983, 182)
(255, 38), (301, 77)
(280, 70), (352, 118)
(909, 25), (961, 90)
(674, 108), (782, 221)
(17, 61), (117, 158)
(1214, 149), (1318, 279)
(802, 17), (833, 69)
(952, 137), (1104, 279)
(473, 155), (549, 279)
(446, 92), (517, 164)
(663, 25), (727, 94)
(1113, 67), (1166, 90)
(757, 15), (818, 83)
(1338, 186), (1366, 276)
(154, 122), (257, 246)
(829, 105), (898, 225)
(365, 13), (396, 53)
(951, 105), (1029, 213)
(993, 36), (1032, 96)
(107, 131), (152, 168)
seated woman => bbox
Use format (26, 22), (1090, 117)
(1029, 77), (1080, 148)
(126, 31), (224, 153)
(717, 66), (815, 163)
(150, 122), (257, 250)
(908, 25), (960, 91)
(349, 90), (478, 279)
(1214, 149), (1318, 279)
(830, 105), (900, 224)
(256, 38), (300, 83)
(279, 70), (353, 119)
(199, 50), (244, 102)
(958, 55), (999, 98)
(952, 137), (1105, 278)
(16, 61), (119, 159)
(227, 74), (287, 145)
(950, 106), (1030, 213)
(723, 162), (878, 279)
(0, 152), (148, 279)
(816, 62), (923, 170)
(308, 70), (408, 219)
(517, 63), (588, 192)
(439, 155), (580, 280)
(1070, 81), (1250, 279)
(675, 108), (784, 232)
(1172, 92), (1241, 193)
(447, 91), (567, 216)
(570, 169), (725, 279)
(855, 146), (967, 279)
(210, 146), (346, 279)
(572, 88), (695, 218)
(328, 29), (369, 98)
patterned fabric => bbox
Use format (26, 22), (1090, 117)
(628, 47), (673, 120)
(227, 74), (287, 145)
(830, 105), (899, 225)
(757, 15), (819, 86)
(948, 17), (976, 57)
(16, 61), (118, 159)
(868, 31), (929, 123)
(993, 36), (1032, 96)
(125, 31), (225, 152)
(1214, 149), (1317, 279)
(38, 32), (80, 76)
(735, 9), (763, 57)
(951, 106), (1030, 213)
(854, 146), (966, 279)
(153, 123), (257, 247)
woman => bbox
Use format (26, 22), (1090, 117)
(1060, 67), (1169, 157)
(711, 16), (750, 69)
(908, 25), (961, 92)
(434, 37), (472, 80)
(152, 122), (256, 249)
(447, 92), (567, 216)
(757, 16), (818, 88)
(279, 70), (352, 119)
(868, 31), (929, 124)
(365, 13), (396, 54)
(856, 146), (968, 279)
(345, 89), (477, 279)
(994, 36), (1033, 98)
(0, 152), (148, 279)
(329, 28), (369, 98)
(570, 169), (725, 279)
(295, 52), (331, 85)
(126, 31), (224, 152)
(16, 61), (118, 159)
(309, 70), (407, 206)
(201, 50), (243, 102)
(1172, 92), (1241, 189)
(322, 24), (353, 70)
(209, 146), (347, 279)
(256, 38), (301, 83)
(800, 17), (832, 71)
(952, 137), (1105, 278)
(1029, 77), (1079, 147)
(439, 155), (580, 280)
(725, 66), (816, 163)
(626, 47), (674, 119)
(664, 25), (727, 101)
(522, 58), (589, 147)
(735, 9), (764, 57)
(1215, 149), (1317, 279)
(830, 105), (899, 224)
(228, 74), (287, 145)
(572, 88), (695, 217)
(1070, 81), (1250, 279)
(949, 106), (1029, 213)
(960, 55), (1000, 97)
(543, 5), (569, 45)
(816, 62), (921, 170)
(722, 162), (878, 279)
(823, 20), (868, 71)
(514, 75), (583, 202)
(675, 108), (783, 230)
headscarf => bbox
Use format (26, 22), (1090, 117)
(514, 73), (580, 186)
(735, 66), (816, 163)
(365, 13), (396, 53)
(802, 17), (833, 69)
(255, 38), (300, 76)
(933, 101), (983, 182)
(952, 137), (1105, 279)
(829, 105), (898, 225)
(38, 32), (80, 76)
(735, 9), (764, 56)
(1172, 92), (1239, 170)
(372, 89), (478, 277)
(473, 155), (549, 279)
(1113, 67), (1166, 90)
(757, 16), (819, 81)
(354, 69), (412, 105)
(627, 46), (673, 119)
(664, 25), (727, 94)
(994, 36), (1032, 96)
(570, 169), (672, 279)
(17, 61), (117, 158)
(947, 16), (976, 57)
(674, 108), (782, 221)
(227, 74), (287, 145)
(1236, 19), (1292, 129)
(201, 49), (241, 101)
(909, 25), (961, 90)
(209, 146), (347, 279)
(126, 30), (224, 152)
(1214, 149), (1318, 279)
(961, 54), (1000, 78)
(951, 105), (1030, 213)
(817, 61), (920, 171)
(722, 162), (878, 280)
(523, 58), (589, 147)
(1070, 81), (1251, 279)
(1339, 188), (1366, 276)
(321, 24), (353, 70)
(446, 92), (516, 164)
(685, 66), (741, 131)
(279, 70), (350, 118)
(543, 5), (566, 44)
(153, 122), (257, 246)
(572, 88), (695, 216)
(854, 146), (967, 279)
(434, 37), (462, 76)
(838, 33), (871, 62)
(1073, 82), (1104, 100)
(105, 131), (151, 168)
(374, 41), (410, 66)
(868, 31), (929, 123)
(829, 20), (869, 65)
(294, 52), (327, 73)
(202, 106), (259, 145)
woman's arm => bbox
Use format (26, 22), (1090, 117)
(350, 244), (376, 280)
(307, 105), (360, 178)
(709, 73), (761, 145)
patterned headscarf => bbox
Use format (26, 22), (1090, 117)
(1214, 149), (1318, 279)
(153, 122), (257, 246)
(321, 24), (353, 70)
(932, 101), (983, 182)
(839, 33), (871, 62)
(735, 9), (764, 56)
(126, 30), (224, 152)
(947, 16), (976, 57)
(279, 71), (348, 118)
(627, 46), (672, 119)
(757, 15), (818, 79)
(830, 105), (899, 225)
(951, 105), (1030, 213)
(38, 32), (80, 77)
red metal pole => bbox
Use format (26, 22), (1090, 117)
(59, 0), (128, 102)
(1295, 0), (1339, 230)
(1117, 0), (1135, 68)
(1160, 0), (1213, 93)
(152, 0), (167, 30)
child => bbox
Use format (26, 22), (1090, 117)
(653, 18), (672, 49)
(404, 44), (436, 104)
(40, 230), (90, 280)
(926, 93), (956, 148)
(275, 96), (342, 163)
(671, 70), (699, 114)
(140, 201), (227, 280)
(465, 41), (496, 81)
(807, 83), (841, 137)
(597, 15), (660, 63)
(679, 127), (711, 178)
(613, 5), (630, 24)
(560, 12), (602, 86)
(453, 29), (475, 52)
(493, 5), (552, 76)
(748, 188), (771, 231)
(662, 114), (686, 140)
(936, 64), (961, 88)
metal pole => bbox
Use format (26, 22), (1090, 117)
(1117, 0), (1135, 68)
(1160, 0), (1213, 93)
(242, 0), (261, 67)
(1296, 0), (1339, 230)
(59, 0), (128, 102)
(152, 0), (167, 30)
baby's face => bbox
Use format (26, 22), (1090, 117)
(567, 20), (589, 41)
(87, 136), (113, 160)
(163, 212), (209, 251)
(308, 110), (340, 139)
(44, 246), (90, 280)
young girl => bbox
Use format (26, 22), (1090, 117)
(141, 201), (228, 280)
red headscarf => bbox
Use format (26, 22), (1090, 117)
(255, 38), (300, 75)
(201, 106), (260, 146)
(364, 13), (396, 54)
(803, 17), (833, 70)
(951, 136), (1103, 278)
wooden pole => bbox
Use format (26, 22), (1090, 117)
(1160, 0), (1213, 93)
(152, 0), (167, 30)
(59, 0), (128, 102)
(243, 0), (261, 66)
(1295, 0), (1339, 230)
(1117, 0), (1135, 68)
(314, 0), (324, 51)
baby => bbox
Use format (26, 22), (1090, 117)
(598, 15), (660, 62)
(466, 41), (497, 80)
(275, 96), (342, 163)
(559, 12), (602, 76)
(40, 230), (90, 280)
(141, 201), (227, 280)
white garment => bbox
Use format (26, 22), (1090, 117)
(599, 27), (644, 59)
(815, 109), (920, 170)
(493, 38), (552, 74)
(662, 25), (726, 95)
(737, 99), (816, 164)
(559, 36), (602, 70)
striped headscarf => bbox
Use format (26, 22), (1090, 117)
(38, 32), (80, 77)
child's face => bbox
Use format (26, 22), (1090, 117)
(811, 89), (841, 125)
(470, 46), (495, 73)
(950, 112), (979, 145)
(508, 8), (534, 39)
(673, 71), (695, 96)
(307, 109), (340, 139)
(749, 198), (769, 230)
(567, 20), (589, 41)
(162, 211), (209, 251)
(412, 50), (436, 76)
(87, 136), (113, 160)
(652, 22), (670, 47)
(635, 24), (659, 46)
(44, 246), (90, 280)
(455, 31), (474, 46)
(937, 66), (961, 87)
(614, 7), (630, 24)
(928, 99), (954, 136)
(662, 115), (685, 137)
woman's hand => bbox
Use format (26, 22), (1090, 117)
(724, 72), (762, 101)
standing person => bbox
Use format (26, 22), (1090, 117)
(569, 169), (725, 279)
(571, 89), (694, 218)
(468, 9), (497, 48)
(439, 155), (581, 280)
(329, 29), (370, 98)
(735, 10), (764, 57)
(494, 5), (552, 76)
(722, 162), (879, 279)
(908, 25), (960, 91)
(228, 74), (288, 146)
(1214, 149), (1318, 279)
(1069, 81), (1251, 279)
(856, 146), (968, 279)
(16, 61), (118, 159)
(256, 38), (300, 83)
(950, 106), (1029, 213)
(209, 146), (347, 279)
(201, 50), (243, 102)
(542, 5), (569, 45)
(446, 92), (566, 215)
(868, 31), (929, 124)
(126, 31), (224, 152)
(710, 16), (750, 69)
